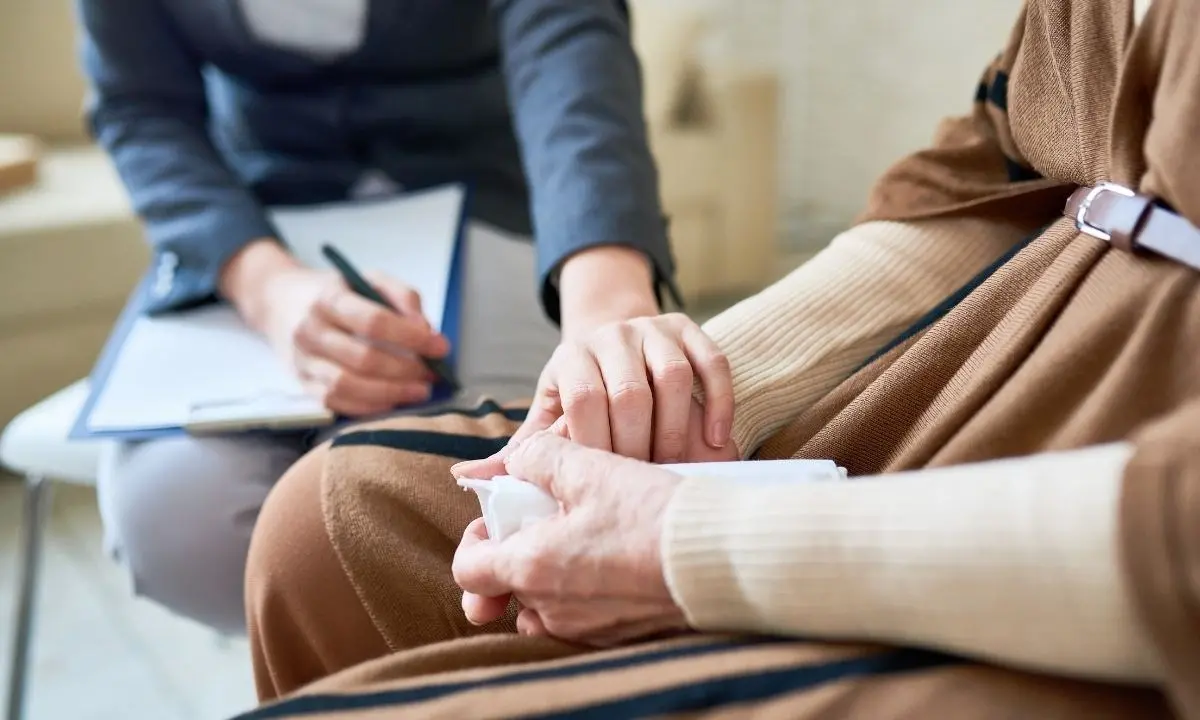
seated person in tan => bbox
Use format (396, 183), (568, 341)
(238, 0), (1199, 717)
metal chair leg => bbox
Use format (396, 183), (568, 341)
(6, 475), (53, 720)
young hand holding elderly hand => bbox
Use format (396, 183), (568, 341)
(451, 433), (691, 647)
(513, 246), (736, 464)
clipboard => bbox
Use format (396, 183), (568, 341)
(70, 183), (470, 440)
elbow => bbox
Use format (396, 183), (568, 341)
(85, 91), (208, 147)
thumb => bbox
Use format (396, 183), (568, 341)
(504, 432), (608, 506)
(451, 412), (568, 481)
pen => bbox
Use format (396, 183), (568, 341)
(320, 243), (460, 393)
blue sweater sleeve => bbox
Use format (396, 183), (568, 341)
(77, 0), (279, 314)
(491, 0), (682, 320)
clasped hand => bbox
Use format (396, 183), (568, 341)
(450, 308), (742, 645)
(452, 432), (692, 646)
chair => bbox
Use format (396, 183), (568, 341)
(0, 381), (105, 720)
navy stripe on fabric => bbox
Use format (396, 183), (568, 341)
(406, 400), (528, 422)
(233, 637), (797, 719)
(331, 430), (509, 460)
(988, 69), (1009, 110)
(518, 649), (957, 720)
(233, 642), (957, 719)
(1005, 156), (1043, 182)
(974, 81), (989, 103)
(854, 227), (1045, 372)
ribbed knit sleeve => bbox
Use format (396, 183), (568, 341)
(701, 217), (1019, 457)
(661, 444), (1163, 683)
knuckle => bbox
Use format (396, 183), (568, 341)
(326, 369), (349, 396)
(706, 350), (732, 377)
(561, 382), (603, 411)
(511, 553), (547, 592)
(608, 379), (651, 408)
(657, 427), (687, 450)
(345, 344), (375, 373)
(592, 322), (627, 346)
(398, 288), (421, 306)
(316, 282), (344, 308)
(362, 308), (390, 338)
(652, 357), (693, 388)
(627, 315), (654, 332)
(290, 318), (313, 350)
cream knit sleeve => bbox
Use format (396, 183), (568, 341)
(661, 444), (1163, 683)
(701, 217), (1019, 457)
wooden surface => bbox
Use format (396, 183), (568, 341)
(0, 134), (40, 195)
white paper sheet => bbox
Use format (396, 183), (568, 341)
(84, 185), (465, 435)
(277, 184), (464, 332)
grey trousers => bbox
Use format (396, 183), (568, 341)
(96, 223), (559, 634)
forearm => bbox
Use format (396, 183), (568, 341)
(493, 0), (675, 324)
(92, 109), (281, 313)
(662, 445), (1162, 683)
(80, 0), (278, 314)
(702, 217), (1022, 457)
(217, 238), (301, 331)
(557, 245), (658, 338)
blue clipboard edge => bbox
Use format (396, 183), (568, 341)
(68, 182), (472, 442)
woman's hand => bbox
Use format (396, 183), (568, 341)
(512, 311), (734, 462)
(220, 239), (449, 417)
(451, 433), (689, 647)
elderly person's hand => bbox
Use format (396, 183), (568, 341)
(450, 433), (690, 647)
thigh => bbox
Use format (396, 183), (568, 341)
(248, 400), (530, 697)
(97, 433), (309, 631)
(98, 433), (310, 550)
(240, 636), (1172, 720)
(453, 223), (560, 402)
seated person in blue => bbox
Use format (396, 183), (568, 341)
(79, 0), (732, 634)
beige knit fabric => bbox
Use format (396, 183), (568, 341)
(662, 443), (1159, 683)
(702, 217), (1021, 457)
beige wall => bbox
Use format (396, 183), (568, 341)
(778, 0), (1021, 250)
(0, 0), (89, 141)
(633, 0), (1022, 252)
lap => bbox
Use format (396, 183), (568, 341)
(239, 634), (1171, 720)
(318, 402), (528, 642)
(248, 401), (531, 696)
(97, 432), (309, 550)
(248, 407), (1173, 716)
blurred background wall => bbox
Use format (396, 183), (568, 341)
(777, 0), (1021, 254)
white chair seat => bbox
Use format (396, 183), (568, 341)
(0, 380), (104, 485)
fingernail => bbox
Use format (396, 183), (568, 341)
(711, 421), (729, 448)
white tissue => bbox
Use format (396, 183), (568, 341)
(457, 475), (560, 542)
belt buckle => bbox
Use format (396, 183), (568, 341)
(1075, 182), (1135, 241)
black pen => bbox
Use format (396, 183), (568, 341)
(321, 244), (460, 393)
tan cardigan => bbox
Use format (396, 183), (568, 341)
(660, 0), (1190, 689)
(662, 223), (1157, 682)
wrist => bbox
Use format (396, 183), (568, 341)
(218, 238), (300, 332)
(558, 245), (659, 337)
